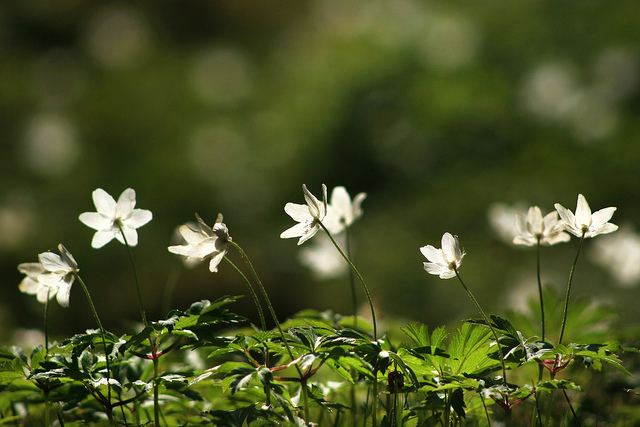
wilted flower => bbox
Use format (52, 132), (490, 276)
(554, 194), (618, 238)
(168, 213), (230, 273)
(513, 206), (571, 246)
(280, 184), (328, 245)
(325, 186), (366, 233)
(420, 232), (464, 279)
(19, 244), (78, 307)
(79, 188), (153, 248)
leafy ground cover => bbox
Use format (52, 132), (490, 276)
(1, 187), (638, 426)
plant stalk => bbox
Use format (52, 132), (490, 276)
(453, 269), (508, 386)
(118, 226), (148, 327)
(224, 256), (266, 330)
(558, 233), (585, 345)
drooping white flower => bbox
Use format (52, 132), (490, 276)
(280, 184), (328, 245)
(79, 188), (153, 248)
(324, 186), (367, 233)
(420, 232), (464, 279)
(168, 213), (230, 273)
(18, 262), (58, 304)
(554, 194), (618, 238)
(20, 244), (79, 308)
(513, 206), (571, 246)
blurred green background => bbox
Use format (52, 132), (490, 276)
(2, 0), (640, 343)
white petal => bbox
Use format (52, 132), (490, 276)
(352, 192), (367, 221)
(19, 277), (40, 294)
(37, 286), (53, 304)
(92, 230), (117, 249)
(330, 186), (351, 223)
(38, 252), (66, 273)
(423, 262), (447, 276)
(303, 185), (322, 219)
(322, 207), (345, 234)
(126, 209), (152, 228)
(554, 203), (575, 228)
(115, 226), (138, 246)
(58, 244), (78, 270)
(18, 262), (45, 277)
(56, 279), (73, 308)
(590, 207), (616, 229)
(419, 245), (445, 264)
(92, 188), (117, 218)
(542, 211), (559, 231)
(439, 270), (456, 280)
(79, 212), (113, 231)
(575, 194), (592, 228)
(280, 223), (307, 239)
(297, 226), (319, 245)
(116, 188), (137, 219)
(208, 251), (226, 273)
(590, 222), (618, 237)
(284, 203), (312, 222)
(441, 233), (460, 265)
(178, 224), (206, 245)
(542, 232), (571, 246)
(513, 236), (536, 246)
(528, 206), (543, 235)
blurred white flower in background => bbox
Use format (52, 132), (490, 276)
(487, 202), (526, 244)
(591, 226), (640, 287)
(0, 201), (34, 251)
(324, 186), (367, 234)
(299, 234), (348, 280)
(513, 206), (570, 247)
(592, 47), (638, 103)
(189, 47), (253, 107)
(521, 62), (578, 121)
(84, 5), (149, 68)
(23, 113), (79, 177)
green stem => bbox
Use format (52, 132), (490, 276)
(453, 269), (508, 386)
(536, 239), (545, 342)
(481, 394), (491, 427)
(153, 355), (160, 427)
(44, 391), (50, 427)
(301, 381), (310, 423)
(228, 241), (306, 422)
(118, 226), (147, 327)
(319, 222), (379, 426)
(444, 390), (450, 427)
(75, 274), (113, 422)
(562, 389), (581, 426)
(558, 234), (585, 345)
(345, 225), (358, 329)
(319, 222), (377, 341)
(44, 291), (50, 354)
(223, 256), (266, 330)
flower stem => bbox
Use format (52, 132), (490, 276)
(153, 355), (160, 427)
(118, 226), (147, 327)
(319, 222), (379, 426)
(536, 239), (545, 343)
(345, 226), (358, 329)
(227, 241), (307, 421)
(223, 256), (266, 330)
(558, 234), (585, 345)
(453, 269), (508, 386)
(44, 290), (50, 354)
(319, 222), (377, 341)
(75, 274), (113, 421)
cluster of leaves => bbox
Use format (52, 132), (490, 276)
(1, 291), (638, 426)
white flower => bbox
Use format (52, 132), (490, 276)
(513, 206), (571, 246)
(554, 194), (618, 238)
(79, 188), (153, 248)
(324, 186), (367, 233)
(280, 184), (328, 245)
(299, 233), (348, 279)
(487, 203), (526, 244)
(168, 213), (230, 273)
(420, 232), (464, 279)
(19, 244), (79, 308)
(591, 226), (640, 287)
